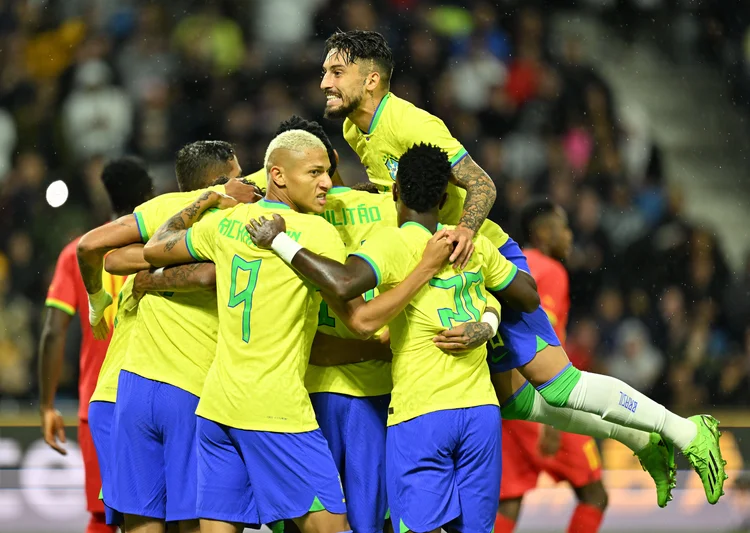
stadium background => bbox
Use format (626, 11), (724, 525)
(0, 0), (749, 531)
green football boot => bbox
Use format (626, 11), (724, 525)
(636, 432), (676, 508)
(683, 415), (727, 505)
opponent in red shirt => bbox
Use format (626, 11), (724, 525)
(496, 199), (608, 533)
(38, 158), (154, 533)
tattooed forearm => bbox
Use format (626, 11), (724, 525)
(151, 191), (214, 252)
(451, 155), (497, 233)
(135, 263), (216, 294)
(462, 321), (494, 349)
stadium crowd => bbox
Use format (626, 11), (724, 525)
(0, 0), (747, 414)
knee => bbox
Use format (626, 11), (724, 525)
(576, 481), (608, 511)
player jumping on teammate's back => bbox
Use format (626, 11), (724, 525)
(318, 29), (727, 507)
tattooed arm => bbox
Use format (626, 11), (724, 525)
(76, 215), (141, 294)
(448, 155), (497, 268)
(132, 263), (217, 302)
(143, 191), (236, 267)
(432, 306), (500, 353)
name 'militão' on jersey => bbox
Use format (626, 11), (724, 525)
(186, 198), (346, 432)
(122, 185), (225, 397)
(352, 222), (518, 426)
(306, 186), (398, 398)
(343, 92), (509, 249)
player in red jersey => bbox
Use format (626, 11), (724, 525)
(495, 199), (608, 533)
(38, 158), (154, 533)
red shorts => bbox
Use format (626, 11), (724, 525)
(500, 419), (602, 500)
(79, 420), (106, 514)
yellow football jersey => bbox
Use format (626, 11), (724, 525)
(122, 186), (225, 397)
(90, 276), (137, 403)
(305, 186), (397, 398)
(342, 92), (509, 248)
(244, 168), (267, 191)
(352, 222), (518, 425)
(186, 198), (347, 432)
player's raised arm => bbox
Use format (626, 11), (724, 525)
(449, 155), (497, 268)
(143, 190), (237, 267)
(76, 214), (141, 334)
(77, 215), (141, 293)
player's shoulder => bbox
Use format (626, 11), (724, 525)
(327, 186), (390, 207)
(136, 186), (224, 213)
(285, 208), (339, 239)
(388, 93), (441, 125)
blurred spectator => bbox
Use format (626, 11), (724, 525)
(62, 59), (133, 161)
(0, 108), (16, 180)
(171, 4), (244, 75)
(607, 319), (665, 394)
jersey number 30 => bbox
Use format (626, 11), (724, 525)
(429, 271), (486, 328)
(228, 255), (261, 343)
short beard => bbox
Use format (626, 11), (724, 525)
(324, 94), (362, 119)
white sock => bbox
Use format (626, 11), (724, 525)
(565, 371), (697, 450)
(529, 386), (651, 453)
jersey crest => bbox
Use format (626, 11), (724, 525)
(384, 155), (399, 181)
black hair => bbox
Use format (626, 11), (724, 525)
(351, 181), (380, 194)
(276, 116), (337, 176)
(324, 30), (394, 88)
(519, 198), (557, 246)
(396, 143), (451, 213)
(101, 157), (154, 216)
(175, 140), (235, 192)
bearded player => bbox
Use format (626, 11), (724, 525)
(320, 29), (726, 506)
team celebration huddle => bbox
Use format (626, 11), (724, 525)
(41, 31), (726, 533)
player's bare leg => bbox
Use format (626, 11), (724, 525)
(515, 344), (726, 504)
(491, 369), (676, 506)
(569, 481), (607, 533)
(123, 515), (165, 533)
(198, 519), (243, 533)
(293, 509), (350, 533)
(178, 519), (200, 533)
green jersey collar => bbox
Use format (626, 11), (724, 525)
(258, 198), (291, 210)
(361, 93), (391, 134)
